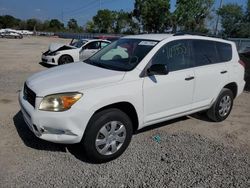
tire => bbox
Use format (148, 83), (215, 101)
(82, 108), (133, 163)
(207, 88), (234, 122)
(58, 55), (73, 65)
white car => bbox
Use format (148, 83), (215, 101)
(41, 39), (110, 65)
(0, 31), (23, 39)
(19, 34), (245, 162)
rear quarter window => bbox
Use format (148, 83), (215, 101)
(216, 42), (232, 62)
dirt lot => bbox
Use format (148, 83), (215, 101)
(0, 36), (250, 187)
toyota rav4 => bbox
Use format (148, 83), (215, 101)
(19, 34), (245, 162)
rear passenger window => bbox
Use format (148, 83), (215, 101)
(192, 40), (232, 67)
(192, 40), (219, 66)
(152, 40), (193, 72)
(216, 42), (232, 62)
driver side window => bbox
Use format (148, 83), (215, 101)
(84, 42), (100, 50)
(152, 40), (193, 72)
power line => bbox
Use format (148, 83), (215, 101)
(63, 0), (97, 14)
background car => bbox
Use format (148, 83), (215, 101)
(0, 31), (23, 39)
(239, 50), (250, 90)
(41, 39), (111, 65)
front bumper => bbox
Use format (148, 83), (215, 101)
(18, 90), (88, 144)
(41, 54), (58, 65)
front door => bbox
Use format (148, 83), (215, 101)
(143, 39), (195, 124)
(80, 41), (100, 61)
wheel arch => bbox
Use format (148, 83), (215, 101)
(223, 82), (238, 98)
(58, 54), (74, 64)
(89, 102), (139, 133)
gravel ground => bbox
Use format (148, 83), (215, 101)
(0, 37), (250, 187)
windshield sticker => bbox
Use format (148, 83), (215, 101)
(138, 41), (157, 46)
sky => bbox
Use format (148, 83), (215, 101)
(0, 0), (248, 26)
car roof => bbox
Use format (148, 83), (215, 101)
(122, 34), (173, 41)
(77, 38), (110, 43)
(121, 33), (234, 45)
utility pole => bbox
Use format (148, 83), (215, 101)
(214, 0), (223, 35)
(99, 0), (102, 10)
(61, 10), (64, 23)
(98, 0), (102, 33)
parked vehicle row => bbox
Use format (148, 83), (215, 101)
(20, 34), (245, 163)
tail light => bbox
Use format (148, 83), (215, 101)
(238, 60), (246, 68)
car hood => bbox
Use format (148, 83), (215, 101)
(26, 62), (125, 96)
(49, 43), (77, 52)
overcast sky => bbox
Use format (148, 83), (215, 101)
(0, 0), (247, 26)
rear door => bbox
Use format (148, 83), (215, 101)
(191, 39), (229, 109)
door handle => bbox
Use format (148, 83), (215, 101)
(185, 76), (195, 81)
(220, 70), (227, 74)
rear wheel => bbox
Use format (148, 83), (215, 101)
(82, 108), (133, 163)
(58, 55), (73, 65)
(207, 88), (234, 122)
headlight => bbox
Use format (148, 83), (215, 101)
(39, 92), (82, 112)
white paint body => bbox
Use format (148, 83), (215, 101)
(41, 39), (110, 65)
(19, 34), (245, 144)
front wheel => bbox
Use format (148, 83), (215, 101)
(58, 55), (73, 65)
(207, 88), (234, 122)
(82, 109), (133, 163)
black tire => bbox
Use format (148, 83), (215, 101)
(207, 88), (234, 122)
(82, 108), (133, 163)
(58, 55), (73, 65)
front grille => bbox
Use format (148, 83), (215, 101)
(23, 83), (36, 108)
(42, 58), (48, 62)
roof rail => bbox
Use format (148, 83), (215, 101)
(173, 31), (223, 39)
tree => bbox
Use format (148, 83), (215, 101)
(246, 0), (250, 22)
(0, 15), (21, 28)
(217, 4), (244, 37)
(113, 10), (139, 34)
(134, 0), (171, 33)
(93, 9), (115, 33)
(26, 19), (44, 31)
(48, 19), (64, 32)
(85, 20), (96, 33)
(174, 0), (214, 32)
(67, 18), (78, 31)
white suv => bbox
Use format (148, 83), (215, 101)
(19, 34), (245, 162)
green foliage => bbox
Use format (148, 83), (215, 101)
(247, 0), (250, 22)
(48, 19), (64, 32)
(113, 10), (139, 34)
(67, 19), (78, 31)
(1, 0), (250, 37)
(134, 0), (171, 33)
(217, 4), (245, 37)
(26, 19), (44, 31)
(90, 9), (139, 34)
(93, 9), (115, 33)
(85, 20), (96, 33)
(0, 15), (21, 29)
(174, 0), (214, 32)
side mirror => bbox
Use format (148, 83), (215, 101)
(147, 64), (168, 76)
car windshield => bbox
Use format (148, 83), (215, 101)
(70, 39), (87, 48)
(85, 38), (158, 71)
